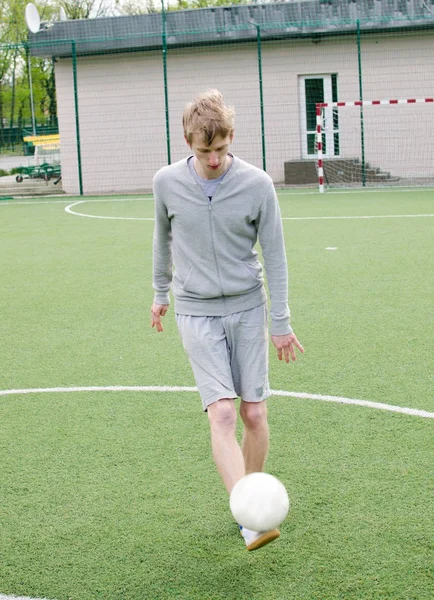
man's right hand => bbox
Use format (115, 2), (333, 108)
(151, 303), (169, 332)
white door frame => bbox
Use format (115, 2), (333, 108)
(299, 74), (335, 159)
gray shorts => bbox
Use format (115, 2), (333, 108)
(176, 303), (270, 411)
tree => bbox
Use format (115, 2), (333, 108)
(117, 0), (158, 16)
(0, 0), (28, 146)
(115, 0), (251, 16)
(0, 1), (12, 145)
(0, 0), (117, 150)
(57, 0), (116, 20)
(173, 0), (248, 8)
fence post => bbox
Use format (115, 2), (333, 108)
(316, 104), (324, 193)
(25, 44), (37, 137)
(161, 0), (171, 165)
(357, 20), (366, 187)
(253, 23), (267, 172)
(71, 41), (83, 196)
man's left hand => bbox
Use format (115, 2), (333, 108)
(271, 333), (304, 363)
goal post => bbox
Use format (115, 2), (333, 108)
(316, 98), (434, 193)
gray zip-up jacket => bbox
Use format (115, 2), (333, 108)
(152, 156), (292, 336)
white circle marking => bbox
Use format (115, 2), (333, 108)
(0, 386), (432, 419)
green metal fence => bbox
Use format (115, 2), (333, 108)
(1, 0), (433, 194)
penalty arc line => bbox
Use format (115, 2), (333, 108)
(2, 187), (434, 209)
(63, 200), (434, 222)
(0, 385), (433, 419)
(64, 200), (154, 220)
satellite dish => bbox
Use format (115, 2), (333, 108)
(25, 3), (41, 34)
(59, 6), (67, 21)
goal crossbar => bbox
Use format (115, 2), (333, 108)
(315, 98), (434, 193)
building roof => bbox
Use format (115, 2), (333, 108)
(29, 0), (434, 58)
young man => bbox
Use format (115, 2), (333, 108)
(151, 89), (304, 551)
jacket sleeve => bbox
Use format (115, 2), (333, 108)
(257, 182), (292, 336)
(152, 173), (173, 305)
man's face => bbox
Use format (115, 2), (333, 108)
(188, 132), (234, 180)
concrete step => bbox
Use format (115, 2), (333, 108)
(323, 159), (398, 184)
(284, 158), (399, 186)
(0, 187), (63, 196)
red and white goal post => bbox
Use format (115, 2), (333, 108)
(316, 98), (434, 193)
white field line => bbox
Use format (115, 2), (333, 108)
(282, 214), (434, 220)
(2, 186), (434, 207)
(63, 200), (434, 222)
(64, 200), (154, 220)
(2, 195), (433, 222)
(277, 187), (434, 195)
(0, 199), (71, 205)
(0, 386), (433, 419)
(0, 596), (54, 600)
(0, 197), (153, 207)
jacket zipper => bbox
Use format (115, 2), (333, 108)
(194, 182), (225, 297)
(207, 199), (225, 297)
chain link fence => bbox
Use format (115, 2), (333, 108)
(1, 0), (434, 193)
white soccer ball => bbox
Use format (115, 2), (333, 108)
(229, 472), (290, 532)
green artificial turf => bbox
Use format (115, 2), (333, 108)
(0, 190), (433, 600)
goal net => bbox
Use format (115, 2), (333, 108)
(316, 98), (434, 192)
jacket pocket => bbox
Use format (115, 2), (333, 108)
(221, 261), (263, 295)
(179, 264), (222, 297)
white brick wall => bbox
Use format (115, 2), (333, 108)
(55, 31), (434, 193)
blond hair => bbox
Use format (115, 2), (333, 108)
(183, 89), (235, 146)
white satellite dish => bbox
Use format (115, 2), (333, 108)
(59, 6), (67, 21)
(25, 3), (41, 34)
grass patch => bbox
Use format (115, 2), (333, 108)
(0, 190), (433, 599)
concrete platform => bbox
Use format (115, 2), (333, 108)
(0, 174), (63, 197)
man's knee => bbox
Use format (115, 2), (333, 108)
(208, 398), (237, 431)
(240, 400), (268, 430)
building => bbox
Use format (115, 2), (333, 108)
(29, 0), (434, 194)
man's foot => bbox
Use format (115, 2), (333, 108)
(239, 525), (280, 551)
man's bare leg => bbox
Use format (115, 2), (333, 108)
(207, 398), (245, 493)
(208, 398), (278, 550)
(239, 400), (269, 474)
(238, 399), (280, 549)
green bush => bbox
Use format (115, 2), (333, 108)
(0, 169), (9, 177)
